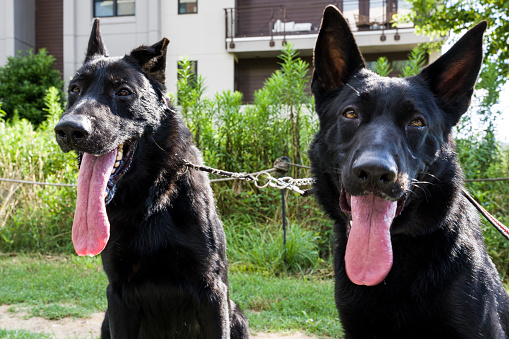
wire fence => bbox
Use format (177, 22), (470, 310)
(0, 171), (507, 188)
(0, 160), (506, 238)
(0, 153), (507, 188)
(0, 175), (509, 187)
(0, 159), (316, 195)
(0, 178), (77, 187)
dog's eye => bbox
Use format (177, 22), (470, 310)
(116, 89), (132, 97)
(343, 109), (358, 119)
(69, 86), (81, 94)
(409, 118), (425, 127)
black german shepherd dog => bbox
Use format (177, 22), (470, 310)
(309, 6), (509, 338)
(54, 20), (248, 338)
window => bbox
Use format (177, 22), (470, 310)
(94, 0), (135, 17)
(178, 0), (197, 14)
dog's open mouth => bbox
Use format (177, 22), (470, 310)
(338, 184), (407, 287)
(339, 186), (407, 222)
(106, 140), (137, 204)
(73, 140), (137, 257)
(77, 140), (138, 204)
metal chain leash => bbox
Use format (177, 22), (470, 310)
(252, 172), (316, 195)
(182, 158), (316, 196)
(181, 159), (258, 182)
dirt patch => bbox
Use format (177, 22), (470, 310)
(0, 305), (318, 338)
(0, 305), (103, 338)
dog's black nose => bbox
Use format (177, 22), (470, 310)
(54, 114), (92, 149)
(352, 152), (398, 187)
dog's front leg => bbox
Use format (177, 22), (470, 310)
(100, 308), (111, 339)
(103, 284), (141, 338)
(197, 282), (231, 338)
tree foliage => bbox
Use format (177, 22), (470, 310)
(397, 0), (505, 168)
(397, 0), (508, 87)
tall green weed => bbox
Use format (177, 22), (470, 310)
(0, 87), (77, 253)
(224, 215), (323, 274)
(173, 45), (329, 273)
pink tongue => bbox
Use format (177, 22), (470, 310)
(72, 150), (117, 256)
(345, 195), (397, 286)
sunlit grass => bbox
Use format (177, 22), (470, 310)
(0, 254), (341, 338)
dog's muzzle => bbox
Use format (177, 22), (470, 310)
(54, 114), (93, 153)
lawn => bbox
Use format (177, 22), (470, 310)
(0, 254), (341, 338)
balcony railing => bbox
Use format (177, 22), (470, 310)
(224, 1), (412, 49)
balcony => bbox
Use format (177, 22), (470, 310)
(224, 0), (422, 57)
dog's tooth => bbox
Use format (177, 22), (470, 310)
(114, 161), (120, 168)
(111, 168), (116, 174)
(116, 152), (123, 161)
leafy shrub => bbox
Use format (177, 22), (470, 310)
(0, 49), (64, 126)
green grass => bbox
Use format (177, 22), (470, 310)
(0, 329), (56, 338)
(0, 255), (107, 319)
(0, 254), (341, 338)
(0, 329), (98, 339)
(231, 273), (341, 337)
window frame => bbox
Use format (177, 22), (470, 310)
(93, 0), (136, 18)
(178, 0), (198, 15)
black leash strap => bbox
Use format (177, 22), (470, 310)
(462, 188), (509, 241)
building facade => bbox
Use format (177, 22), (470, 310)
(0, 0), (63, 72)
(0, 0), (438, 101)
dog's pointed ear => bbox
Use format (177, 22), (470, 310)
(127, 38), (170, 87)
(312, 6), (366, 95)
(418, 21), (487, 126)
(85, 19), (108, 62)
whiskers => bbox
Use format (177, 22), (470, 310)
(408, 177), (435, 202)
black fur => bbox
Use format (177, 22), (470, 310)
(54, 19), (248, 338)
(309, 6), (509, 338)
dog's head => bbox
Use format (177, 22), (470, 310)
(55, 19), (170, 202)
(54, 20), (170, 256)
(310, 6), (486, 285)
